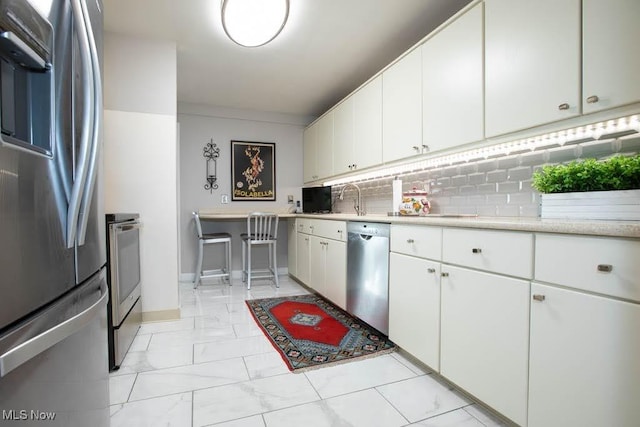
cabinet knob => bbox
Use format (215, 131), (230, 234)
(472, 248), (482, 254)
(412, 146), (420, 152)
(353, 164), (357, 169)
(533, 294), (546, 302)
(422, 144), (430, 152)
(441, 272), (449, 277)
(427, 268), (436, 273)
(597, 264), (613, 273)
(407, 239), (415, 243)
(586, 95), (599, 104)
(558, 103), (570, 111)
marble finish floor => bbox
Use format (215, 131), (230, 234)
(109, 276), (511, 427)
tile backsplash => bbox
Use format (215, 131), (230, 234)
(332, 134), (640, 218)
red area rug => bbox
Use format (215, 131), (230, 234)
(246, 294), (396, 372)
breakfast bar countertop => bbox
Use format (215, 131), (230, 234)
(197, 209), (640, 238)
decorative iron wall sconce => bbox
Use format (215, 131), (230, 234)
(203, 139), (220, 192)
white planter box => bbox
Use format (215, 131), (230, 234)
(540, 189), (640, 221)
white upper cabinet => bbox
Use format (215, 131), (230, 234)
(353, 75), (383, 170)
(423, 3), (484, 152)
(583, 0), (640, 113)
(383, 48), (423, 163)
(485, 0), (581, 137)
(316, 111), (334, 180)
(333, 96), (354, 176)
(303, 122), (318, 183)
(333, 76), (383, 175)
(304, 112), (334, 182)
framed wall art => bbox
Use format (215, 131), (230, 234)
(231, 140), (276, 201)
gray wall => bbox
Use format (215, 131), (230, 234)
(178, 103), (312, 279)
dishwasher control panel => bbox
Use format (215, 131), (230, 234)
(347, 222), (390, 237)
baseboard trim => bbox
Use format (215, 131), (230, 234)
(142, 308), (181, 323)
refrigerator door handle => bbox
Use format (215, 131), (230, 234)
(66, 0), (95, 248)
(0, 281), (108, 378)
(77, 0), (103, 245)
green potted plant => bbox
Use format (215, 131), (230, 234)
(532, 154), (640, 220)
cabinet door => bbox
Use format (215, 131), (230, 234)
(353, 75), (382, 170)
(303, 123), (318, 183)
(296, 233), (310, 285)
(383, 48), (423, 163)
(324, 240), (346, 309)
(316, 112), (334, 180)
(441, 265), (529, 426)
(309, 236), (326, 295)
(333, 97), (354, 176)
(287, 219), (297, 277)
(583, 0), (640, 113)
(423, 3), (483, 152)
(389, 253), (440, 370)
(485, 0), (580, 137)
(529, 283), (640, 427)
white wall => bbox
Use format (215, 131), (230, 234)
(178, 103), (311, 279)
(103, 33), (179, 320)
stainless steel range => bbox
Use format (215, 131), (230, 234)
(105, 213), (142, 371)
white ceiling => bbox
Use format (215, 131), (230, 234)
(104, 0), (472, 118)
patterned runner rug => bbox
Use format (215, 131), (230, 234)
(246, 293), (396, 372)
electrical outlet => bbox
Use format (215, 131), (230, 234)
(221, 194), (229, 204)
(287, 195), (294, 204)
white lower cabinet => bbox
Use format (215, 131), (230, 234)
(389, 252), (440, 371)
(323, 239), (347, 310)
(528, 283), (640, 427)
(308, 236), (347, 308)
(287, 219), (297, 277)
(294, 220), (347, 309)
(296, 232), (310, 285)
(440, 265), (530, 426)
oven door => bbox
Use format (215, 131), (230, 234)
(108, 220), (141, 326)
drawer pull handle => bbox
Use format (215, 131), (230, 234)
(533, 294), (546, 302)
(472, 248), (482, 254)
(586, 95), (599, 104)
(597, 264), (613, 273)
(558, 103), (570, 111)
(441, 272), (449, 277)
(407, 239), (415, 243)
(427, 268), (436, 273)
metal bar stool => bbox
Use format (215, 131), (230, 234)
(193, 212), (232, 288)
(241, 212), (279, 290)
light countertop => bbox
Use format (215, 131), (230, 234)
(198, 209), (640, 238)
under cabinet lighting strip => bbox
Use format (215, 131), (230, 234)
(324, 114), (640, 186)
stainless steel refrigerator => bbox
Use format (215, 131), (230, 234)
(0, 0), (109, 426)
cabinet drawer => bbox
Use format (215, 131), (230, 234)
(297, 218), (313, 234)
(312, 219), (346, 242)
(390, 224), (442, 260)
(535, 234), (640, 302)
(442, 228), (533, 278)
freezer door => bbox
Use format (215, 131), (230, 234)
(0, 270), (109, 427)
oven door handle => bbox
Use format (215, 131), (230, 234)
(114, 222), (142, 233)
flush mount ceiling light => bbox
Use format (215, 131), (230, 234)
(221, 0), (289, 48)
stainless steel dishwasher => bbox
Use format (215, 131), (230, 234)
(347, 222), (390, 335)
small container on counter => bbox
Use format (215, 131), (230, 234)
(399, 185), (431, 216)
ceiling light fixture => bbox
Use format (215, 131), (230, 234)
(221, 0), (289, 48)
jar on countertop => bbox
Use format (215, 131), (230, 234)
(399, 184), (431, 216)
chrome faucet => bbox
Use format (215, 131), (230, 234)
(338, 183), (365, 216)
